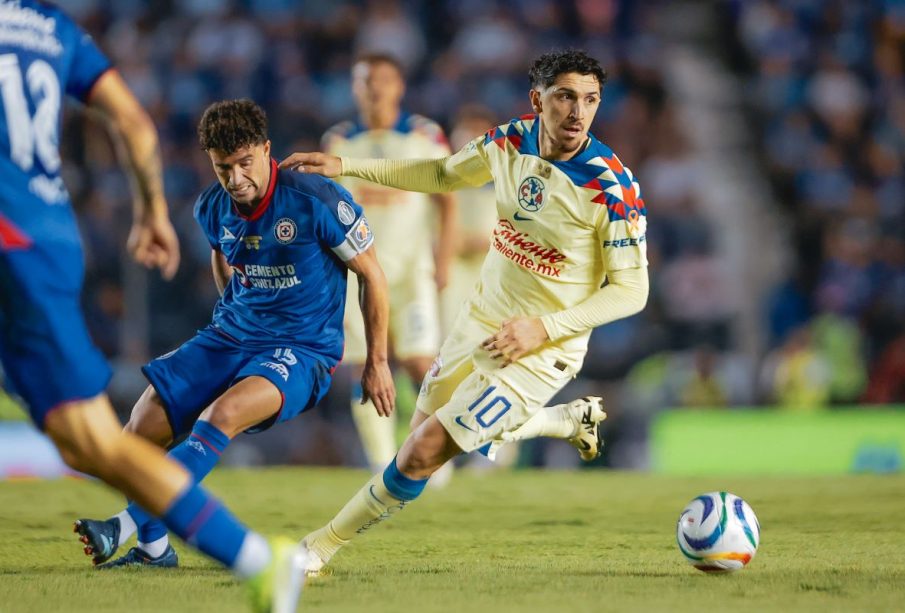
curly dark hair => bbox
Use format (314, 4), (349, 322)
(528, 50), (607, 90)
(197, 99), (268, 152)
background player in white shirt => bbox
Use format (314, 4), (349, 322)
(281, 49), (649, 574)
(322, 54), (456, 471)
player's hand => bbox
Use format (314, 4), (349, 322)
(361, 358), (396, 417)
(127, 211), (180, 280)
(481, 317), (549, 367)
(279, 152), (343, 178)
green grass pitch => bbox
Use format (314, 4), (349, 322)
(1, 469), (903, 612)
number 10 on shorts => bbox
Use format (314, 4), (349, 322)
(467, 386), (512, 428)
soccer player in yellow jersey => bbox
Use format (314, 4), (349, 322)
(281, 50), (649, 573)
(322, 54), (456, 471)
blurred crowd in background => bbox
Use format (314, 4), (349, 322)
(3, 0), (902, 468)
(725, 0), (905, 406)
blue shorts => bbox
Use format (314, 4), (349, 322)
(142, 326), (332, 437)
(0, 240), (111, 428)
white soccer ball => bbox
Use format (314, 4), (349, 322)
(676, 491), (760, 573)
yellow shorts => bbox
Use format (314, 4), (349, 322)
(417, 304), (576, 453)
(343, 266), (441, 363)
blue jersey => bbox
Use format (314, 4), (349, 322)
(0, 2), (113, 425)
(0, 0), (111, 247)
(193, 160), (374, 367)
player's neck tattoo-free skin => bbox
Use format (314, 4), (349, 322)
(208, 141), (273, 210)
(530, 72), (602, 162)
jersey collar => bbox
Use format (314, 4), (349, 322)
(233, 158), (278, 221)
(354, 111), (410, 134)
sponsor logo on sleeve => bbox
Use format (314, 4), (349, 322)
(337, 200), (356, 225)
(274, 218), (297, 244)
(517, 176), (546, 213)
(603, 234), (647, 248)
(348, 216), (373, 251)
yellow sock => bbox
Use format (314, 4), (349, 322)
(351, 398), (397, 470)
(304, 472), (409, 563)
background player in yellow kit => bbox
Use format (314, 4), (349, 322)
(440, 105), (499, 337)
(281, 49), (649, 574)
(322, 54), (456, 471)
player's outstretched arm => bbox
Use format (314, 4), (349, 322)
(280, 153), (480, 194)
(345, 246), (395, 417)
(87, 70), (180, 280)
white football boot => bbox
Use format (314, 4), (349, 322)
(565, 396), (607, 461)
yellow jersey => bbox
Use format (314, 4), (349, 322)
(446, 114), (648, 369)
(323, 113), (450, 281)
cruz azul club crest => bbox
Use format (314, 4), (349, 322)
(274, 218), (297, 244)
(518, 176), (546, 212)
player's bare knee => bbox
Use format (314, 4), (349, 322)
(124, 387), (173, 446)
(409, 410), (428, 432)
(54, 429), (121, 477)
(200, 396), (245, 438)
(123, 412), (171, 447)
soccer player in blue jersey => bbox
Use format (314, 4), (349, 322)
(1, 2), (309, 610)
(73, 98), (395, 571)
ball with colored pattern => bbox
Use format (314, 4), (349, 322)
(676, 491), (760, 573)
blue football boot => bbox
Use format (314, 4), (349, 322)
(74, 518), (120, 565)
(97, 545), (179, 569)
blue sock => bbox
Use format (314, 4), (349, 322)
(382, 456), (428, 501)
(161, 484), (247, 568)
(129, 421), (231, 544)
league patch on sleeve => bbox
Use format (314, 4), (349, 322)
(337, 200), (356, 225)
(348, 216), (373, 250)
(331, 215), (374, 261)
